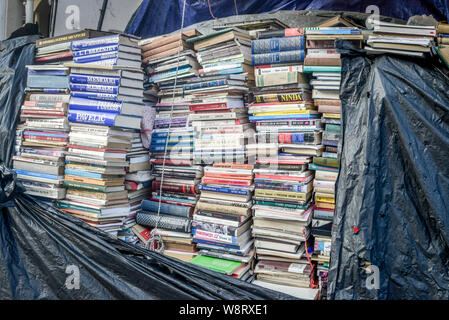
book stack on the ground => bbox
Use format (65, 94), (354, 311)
(186, 28), (254, 165)
(248, 29), (320, 292)
(189, 163), (255, 281)
(123, 130), (152, 224)
(13, 65), (70, 201)
(138, 30), (204, 257)
(304, 26), (356, 298)
(34, 29), (113, 65)
(136, 198), (198, 261)
(365, 20), (435, 57)
(56, 34), (145, 236)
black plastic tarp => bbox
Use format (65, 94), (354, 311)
(0, 36), (292, 300)
(328, 41), (449, 299)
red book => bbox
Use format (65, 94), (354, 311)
(152, 181), (197, 194)
(201, 177), (252, 186)
(255, 174), (310, 182)
(23, 101), (65, 107)
(23, 135), (66, 142)
(189, 102), (227, 111)
(204, 172), (252, 180)
(35, 52), (73, 62)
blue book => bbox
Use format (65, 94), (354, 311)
(28, 70), (67, 76)
(192, 238), (244, 250)
(27, 75), (69, 89)
(72, 44), (119, 57)
(149, 66), (192, 83)
(73, 51), (119, 64)
(305, 28), (360, 35)
(183, 79), (228, 91)
(69, 91), (143, 104)
(71, 34), (137, 51)
(251, 36), (305, 54)
(13, 169), (59, 180)
(68, 109), (141, 129)
(69, 97), (122, 114)
(141, 199), (191, 218)
(23, 131), (68, 138)
(64, 168), (105, 179)
(252, 50), (305, 66)
(201, 67), (244, 76)
(70, 74), (120, 86)
(197, 184), (249, 196)
(70, 83), (118, 94)
(254, 182), (309, 193)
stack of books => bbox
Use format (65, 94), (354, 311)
(365, 20), (435, 57)
(138, 30), (204, 260)
(34, 29), (112, 65)
(56, 34), (145, 236)
(185, 28), (254, 165)
(248, 29), (319, 291)
(136, 198), (198, 261)
(13, 65), (70, 201)
(304, 26), (357, 298)
(190, 163), (255, 281)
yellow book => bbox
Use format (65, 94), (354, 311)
(255, 189), (308, 201)
(323, 112), (341, 119)
(315, 196), (335, 204)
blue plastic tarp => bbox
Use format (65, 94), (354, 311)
(125, 0), (449, 38)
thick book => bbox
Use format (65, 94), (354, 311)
(68, 109), (141, 129)
(135, 211), (191, 233)
(251, 36), (305, 54)
(256, 28), (303, 39)
(252, 50), (305, 65)
(36, 29), (114, 48)
(71, 34), (139, 51)
(69, 74), (142, 88)
(141, 199), (192, 218)
(72, 44), (140, 57)
(189, 255), (242, 275)
(27, 75), (69, 89)
(69, 83), (143, 98)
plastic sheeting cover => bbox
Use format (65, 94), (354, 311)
(125, 0), (449, 38)
(328, 40), (449, 299)
(0, 36), (293, 300)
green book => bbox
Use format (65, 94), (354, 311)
(186, 28), (233, 44)
(309, 163), (339, 172)
(254, 200), (308, 210)
(325, 123), (341, 133)
(304, 66), (341, 73)
(189, 255), (242, 275)
(313, 157), (339, 168)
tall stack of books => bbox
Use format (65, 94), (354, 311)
(56, 34), (145, 237)
(248, 29), (319, 292)
(304, 25), (362, 298)
(364, 20), (435, 57)
(186, 28), (253, 166)
(189, 163), (255, 281)
(137, 30), (204, 260)
(13, 65), (70, 201)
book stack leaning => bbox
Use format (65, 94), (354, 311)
(12, 31), (111, 201)
(248, 28), (320, 297)
(135, 30), (204, 261)
(304, 25), (362, 298)
(184, 28), (256, 280)
(56, 34), (145, 237)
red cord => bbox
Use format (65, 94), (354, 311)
(303, 229), (318, 289)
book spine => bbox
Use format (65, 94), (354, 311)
(36, 30), (91, 48)
(313, 157), (339, 168)
(69, 99), (123, 114)
(309, 163), (339, 172)
(73, 52), (118, 64)
(70, 91), (119, 101)
(198, 184), (249, 196)
(71, 35), (119, 50)
(192, 229), (238, 243)
(136, 211), (191, 233)
(254, 182), (309, 192)
(192, 221), (238, 236)
(72, 45), (118, 57)
(254, 200), (305, 209)
(152, 181), (197, 194)
(255, 72), (299, 87)
(27, 75), (69, 89)
(251, 36), (305, 54)
(201, 177), (250, 186)
(69, 83), (118, 94)
(141, 199), (191, 217)
(189, 102), (228, 111)
(257, 28), (303, 39)
(197, 201), (248, 216)
(192, 238), (241, 249)
(255, 92), (306, 103)
(196, 210), (243, 222)
(183, 79), (228, 91)
(69, 74), (121, 86)
(254, 188), (307, 201)
(68, 110), (116, 126)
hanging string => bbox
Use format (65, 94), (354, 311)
(207, 0), (217, 19)
(234, 0), (238, 15)
(146, 0), (188, 253)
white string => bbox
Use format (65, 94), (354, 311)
(146, 0), (188, 253)
(234, 0), (238, 15)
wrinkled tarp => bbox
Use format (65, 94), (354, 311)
(328, 40), (449, 299)
(125, 0), (448, 38)
(0, 36), (292, 300)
